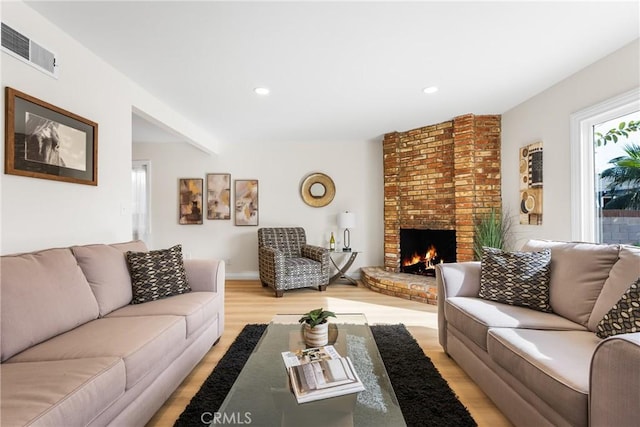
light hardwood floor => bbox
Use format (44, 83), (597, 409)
(146, 280), (512, 427)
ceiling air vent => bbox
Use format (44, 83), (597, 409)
(1, 22), (58, 78)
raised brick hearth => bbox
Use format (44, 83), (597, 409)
(362, 114), (501, 304)
(361, 267), (438, 304)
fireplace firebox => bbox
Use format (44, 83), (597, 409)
(400, 229), (456, 276)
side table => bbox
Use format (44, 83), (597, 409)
(329, 250), (360, 285)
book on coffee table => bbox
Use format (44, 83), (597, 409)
(281, 345), (365, 403)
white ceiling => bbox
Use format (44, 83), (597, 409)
(25, 1), (640, 146)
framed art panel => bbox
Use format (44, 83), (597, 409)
(235, 179), (258, 226)
(179, 178), (203, 225)
(206, 173), (231, 220)
(519, 141), (543, 225)
(5, 87), (98, 185)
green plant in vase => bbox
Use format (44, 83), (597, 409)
(299, 308), (336, 328)
(299, 308), (336, 347)
(473, 208), (513, 260)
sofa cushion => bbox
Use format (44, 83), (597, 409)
(1, 248), (99, 362)
(487, 328), (601, 427)
(126, 245), (191, 304)
(596, 278), (640, 339)
(106, 291), (218, 337)
(72, 240), (149, 316)
(445, 297), (585, 350)
(589, 245), (640, 331)
(285, 258), (321, 280)
(521, 240), (620, 326)
(479, 247), (551, 312)
(0, 357), (125, 427)
(6, 316), (186, 389)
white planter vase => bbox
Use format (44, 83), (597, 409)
(303, 322), (329, 347)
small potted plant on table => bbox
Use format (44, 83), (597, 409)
(299, 308), (336, 347)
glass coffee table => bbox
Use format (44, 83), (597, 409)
(218, 314), (406, 426)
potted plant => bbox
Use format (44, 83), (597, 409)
(473, 208), (513, 260)
(299, 308), (336, 347)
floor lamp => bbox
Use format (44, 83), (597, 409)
(337, 211), (356, 252)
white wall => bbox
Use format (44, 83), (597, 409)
(502, 39), (640, 248)
(0, 1), (216, 254)
(132, 139), (383, 278)
(4, 0), (637, 263)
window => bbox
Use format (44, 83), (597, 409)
(594, 112), (640, 244)
(132, 160), (151, 245)
(570, 88), (640, 244)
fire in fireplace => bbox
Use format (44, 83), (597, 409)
(400, 229), (456, 276)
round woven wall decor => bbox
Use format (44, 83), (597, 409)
(300, 173), (335, 207)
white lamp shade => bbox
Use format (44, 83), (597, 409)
(337, 211), (356, 229)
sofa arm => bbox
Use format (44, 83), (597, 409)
(183, 259), (225, 294)
(301, 244), (328, 263)
(301, 245), (330, 285)
(436, 262), (481, 352)
(436, 261), (481, 299)
(258, 247), (285, 288)
(589, 332), (640, 427)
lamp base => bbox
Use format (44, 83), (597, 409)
(342, 228), (351, 253)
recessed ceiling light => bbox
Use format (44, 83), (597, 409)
(254, 87), (270, 95)
(423, 86), (439, 94)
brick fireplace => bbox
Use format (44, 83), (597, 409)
(361, 114), (501, 303)
(384, 113), (501, 269)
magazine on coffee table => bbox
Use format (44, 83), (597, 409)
(281, 345), (365, 403)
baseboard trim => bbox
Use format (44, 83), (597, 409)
(226, 271), (260, 280)
(225, 271), (362, 281)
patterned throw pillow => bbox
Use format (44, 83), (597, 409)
(126, 245), (191, 304)
(479, 247), (552, 312)
(596, 278), (640, 339)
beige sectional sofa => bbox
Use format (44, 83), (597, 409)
(437, 240), (640, 427)
(1, 241), (225, 427)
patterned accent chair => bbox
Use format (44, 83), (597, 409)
(258, 227), (330, 297)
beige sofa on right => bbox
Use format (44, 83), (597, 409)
(436, 240), (640, 427)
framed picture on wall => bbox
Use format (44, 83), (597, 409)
(519, 141), (543, 225)
(5, 87), (98, 185)
(206, 173), (231, 220)
(235, 179), (259, 226)
(179, 178), (203, 225)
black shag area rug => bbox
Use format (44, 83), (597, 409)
(175, 324), (476, 427)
